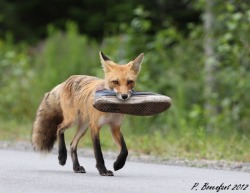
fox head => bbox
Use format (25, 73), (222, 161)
(99, 51), (144, 100)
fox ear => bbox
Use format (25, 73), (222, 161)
(130, 53), (144, 74)
(99, 51), (112, 72)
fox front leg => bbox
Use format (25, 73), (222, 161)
(91, 127), (113, 176)
(110, 125), (128, 171)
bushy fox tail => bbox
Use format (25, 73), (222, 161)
(32, 91), (63, 152)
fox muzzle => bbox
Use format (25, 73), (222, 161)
(116, 90), (132, 101)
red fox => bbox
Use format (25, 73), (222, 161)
(32, 52), (144, 176)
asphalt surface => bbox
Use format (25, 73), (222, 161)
(0, 149), (249, 193)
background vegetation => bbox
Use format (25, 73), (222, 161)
(0, 0), (249, 162)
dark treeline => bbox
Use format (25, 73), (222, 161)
(0, 0), (200, 42)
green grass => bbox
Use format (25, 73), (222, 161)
(0, 120), (249, 162)
(0, 121), (32, 142)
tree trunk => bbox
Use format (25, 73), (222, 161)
(203, 0), (218, 130)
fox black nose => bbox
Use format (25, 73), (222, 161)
(122, 94), (128, 100)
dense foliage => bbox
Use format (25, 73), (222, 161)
(0, 0), (249, 161)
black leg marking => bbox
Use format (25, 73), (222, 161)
(113, 135), (128, 171)
(71, 147), (86, 173)
(92, 132), (113, 176)
(58, 133), (67, 166)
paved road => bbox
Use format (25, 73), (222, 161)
(0, 149), (249, 193)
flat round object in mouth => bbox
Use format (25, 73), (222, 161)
(93, 90), (172, 116)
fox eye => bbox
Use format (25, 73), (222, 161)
(127, 80), (134, 85)
(112, 80), (119, 85)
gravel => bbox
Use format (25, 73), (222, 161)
(1, 140), (249, 173)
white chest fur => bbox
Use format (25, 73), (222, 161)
(98, 113), (124, 127)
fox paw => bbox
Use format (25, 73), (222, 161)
(58, 152), (67, 166)
(114, 160), (125, 171)
(113, 150), (128, 171)
(100, 170), (114, 176)
(74, 166), (86, 173)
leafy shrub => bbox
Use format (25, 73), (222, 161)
(0, 38), (34, 121)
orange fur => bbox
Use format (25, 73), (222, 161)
(31, 51), (144, 175)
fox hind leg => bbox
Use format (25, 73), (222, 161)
(57, 121), (73, 166)
(58, 132), (67, 165)
(70, 122), (88, 173)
